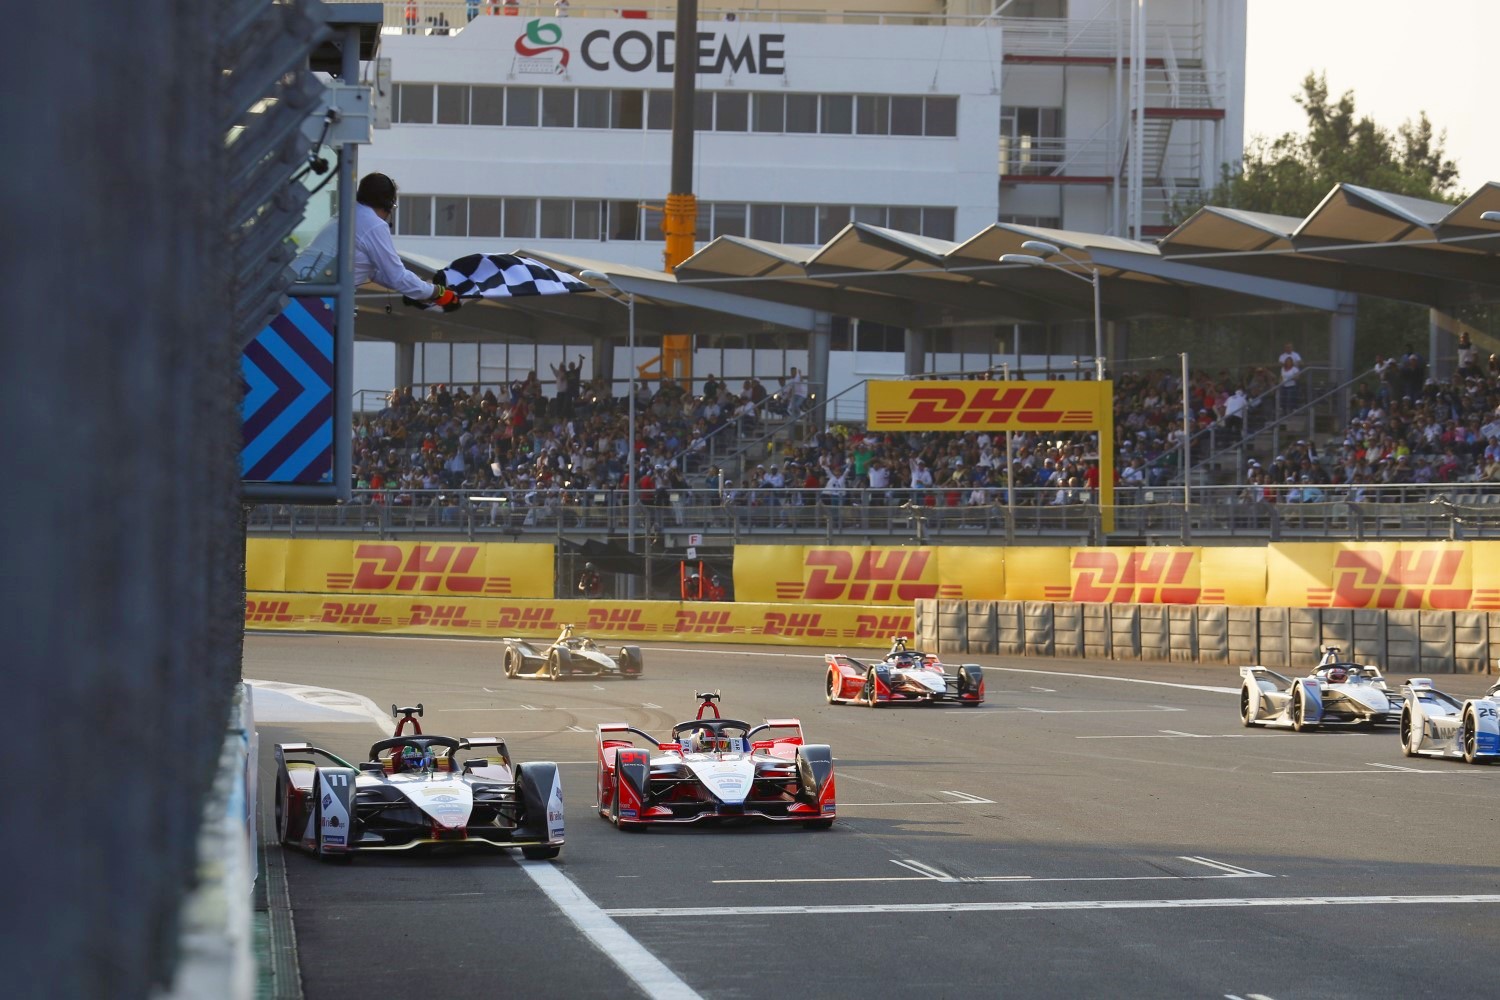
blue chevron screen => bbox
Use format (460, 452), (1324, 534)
(241, 296), (335, 484)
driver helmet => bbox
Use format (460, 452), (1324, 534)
(400, 745), (427, 772)
(1326, 666), (1348, 683)
(690, 728), (716, 754)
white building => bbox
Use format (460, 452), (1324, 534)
(333, 0), (1246, 402)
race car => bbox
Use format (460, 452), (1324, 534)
(1398, 677), (1500, 763)
(272, 704), (565, 860)
(825, 635), (984, 707)
(501, 624), (643, 681)
(595, 691), (835, 829)
(1239, 646), (1401, 731)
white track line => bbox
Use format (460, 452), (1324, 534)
(517, 861), (700, 1000)
(981, 665), (1239, 695)
(606, 894), (1500, 918)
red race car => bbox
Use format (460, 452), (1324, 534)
(826, 636), (985, 707)
(596, 692), (835, 830)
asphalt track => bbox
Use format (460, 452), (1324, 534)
(248, 634), (1500, 999)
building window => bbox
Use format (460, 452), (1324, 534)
(396, 195), (432, 236)
(855, 95), (890, 135)
(694, 92), (713, 130)
(817, 204), (850, 243)
(750, 204), (782, 242)
(786, 93), (818, 133)
(470, 197), (502, 238)
(472, 85), (505, 125)
(647, 90), (672, 130)
(436, 85), (469, 125)
(713, 203), (747, 239)
(540, 199), (573, 239)
(607, 200), (639, 241)
(1001, 214), (1063, 229)
(395, 84), (433, 124)
(574, 200), (602, 241)
(783, 204), (816, 244)
(922, 207), (956, 241)
(1001, 106), (1064, 174)
(925, 96), (958, 137)
(507, 87), (539, 127)
(577, 89), (609, 128)
(503, 199), (536, 239)
(715, 92), (749, 132)
(433, 196), (466, 237)
(890, 95), (923, 136)
(857, 321), (906, 353)
(820, 94), (853, 134)
(610, 89), (645, 129)
(541, 88), (575, 127)
(752, 92), (785, 133)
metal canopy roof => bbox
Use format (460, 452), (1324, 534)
(348, 181), (1500, 350)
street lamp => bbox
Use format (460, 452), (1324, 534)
(579, 269), (638, 594)
(999, 239), (1105, 379)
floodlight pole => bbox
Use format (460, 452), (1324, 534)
(1180, 351), (1191, 538)
(1000, 243), (1105, 379)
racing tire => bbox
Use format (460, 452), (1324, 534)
(1463, 712), (1480, 764)
(274, 771), (292, 845)
(1239, 687), (1257, 728)
(548, 651), (562, 682)
(1291, 685), (1317, 733)
(825, 670), (839, 704)
(1400, 709), (1419, 757)
(504, 649), (518, 678)
(521, 844), (562, 860)
(864, 669), (881, 708)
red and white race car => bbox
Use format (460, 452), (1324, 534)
(595, 692), (835, 829)
(826, 636), (985, 707)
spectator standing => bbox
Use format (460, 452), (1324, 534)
(1278, 355), (1301, 412)
(1278, 342), (1302, 368)
(554, 0), (570, 15)
(781, 366), (809, 421)
(1458, 332), (1479, 376)
(576, 562), (604, 598)
(503, 0), (520, 14)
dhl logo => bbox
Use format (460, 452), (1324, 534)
(852, 613), (916, 639)
(321, 602), (389, 625)
(1313, 549), (1469, 609)
(1047, 551), (1215, 604)
(407, 604), (477, 627)
(328, 544), (511, 595)
(587, 608), (652, 632)
(780, 550), (939, 603)
(762, 612), (833, 638)
(246, 599), (294, 623)
(871, 385), (1094, 430)
(674, 610), (737, 634)
(488, 606), (559, 630)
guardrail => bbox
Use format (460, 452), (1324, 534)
(247, 484), (1500, 543)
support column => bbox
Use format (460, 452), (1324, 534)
(1329, 292), (1357, 424)
(904, 327), (926, 378)
(591, 334), (615, 394)
(394, 342), (415, 390)
(807, 312), (832, 431)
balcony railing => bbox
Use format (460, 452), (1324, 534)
(248, 484), (1500, 544)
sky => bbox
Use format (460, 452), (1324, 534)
(1243, 0), (1497, 192)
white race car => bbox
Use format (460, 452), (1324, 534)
(1240, 646), (1401, 731)
(501, 624), (643, 681)
(1398, 678), (1500, 763)
(825, 636), (984, 707)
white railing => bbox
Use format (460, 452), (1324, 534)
(998, 16), (1201, 61)
(999, 134), (1116, 178)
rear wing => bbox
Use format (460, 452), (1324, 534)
(1405, 678), (1435, 691)
(597, 722), (668, 748)
(828, 652), (868, 670)
(274, 743), (355, 770)
(748, 718), (804, 745)
(1240, 665), (1292, 686)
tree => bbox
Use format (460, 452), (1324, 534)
(1176, 73), (1460, 222)
(1161, 74), (1467, 374)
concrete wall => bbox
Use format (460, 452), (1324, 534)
(921, 601), (1499, 675)
(2, 2), (248, 997)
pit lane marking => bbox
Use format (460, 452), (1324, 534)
(518, 860), (701, 1000)
(1272, 762), (1489, 775)
(606, 893), (1500, 918)
(715, 857), (1273, 885)
(1076, 730), (1276, 740)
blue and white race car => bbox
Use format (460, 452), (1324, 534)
(1398, 678), (1500, 763)
(1240, 646), (1401, 732)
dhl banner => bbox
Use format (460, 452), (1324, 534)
(244, 594), (913, 647)
(737, 545), (1267, 607)
(735, 546), (1005, 606)
(866, 379), (1116, 530)
(247, 539), (554, 599)
(1265, 542), (1486, 611)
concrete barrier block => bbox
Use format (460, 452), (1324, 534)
(1352, 610), (1386, 666)
(1081, 602), (1111, 660)
(913, 600), (938, 651)
(1289, 608), (1323, 669)
(1111, 604), (1140, 660)
(996, 601), (1024, 656)
(1417, 610), (1455, 673)
(1227, 606), (1259, 665)
(1139, 605), (1169, 661)
(937, 599), (967, 655)
(1257, 607), (1289, 669)
(1197, 605), (1228, 663)
(1384, 610), (1420, 671)
(1024, 601), (1056, 657)
(1453, 610), (1488, 674)
(1317, 609), (1353, 653)
(966, 602), (997, 655)
(1053, 602), (1084, 659)
(1167, 605), (1197, 662)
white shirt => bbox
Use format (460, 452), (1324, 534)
(294, 204), (434, 300)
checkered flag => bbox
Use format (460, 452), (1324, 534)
(437, 253), (593, 301)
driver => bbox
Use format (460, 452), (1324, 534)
(1325, 666), (1348, 683)
(688, 728), (719, 754)
(399, 744), (429, 773)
